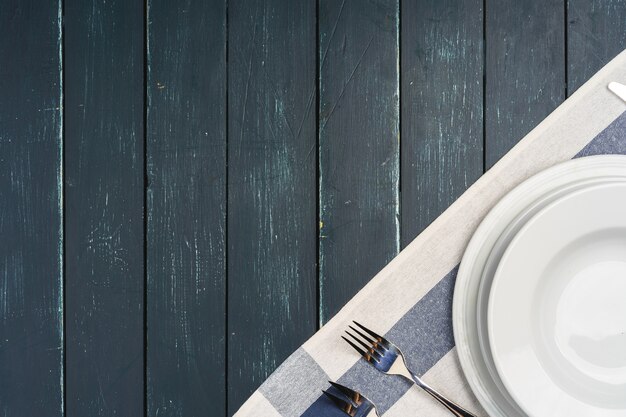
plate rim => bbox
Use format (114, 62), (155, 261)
(453, 155), (626, 417)
(488, 180), (626, 417)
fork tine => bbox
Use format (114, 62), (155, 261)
(349, 328), (386, 356)
(323, 390), (353, 412)
(348, 325), (376, 345)
(344, 333), (381, 363)
(328, 381), (360, 403)
(353, 321), (387, 343)
(345, 330), (371, 352)
(341, 335), (367, 357)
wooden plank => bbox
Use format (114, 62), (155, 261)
(485, 0), (565, 168)
(319, 0), (399, 322)
(401, 0), (484, 245)
(227, 0), (317, 413)
(567, 0), (626, 93)
(0, 1), (63, 415)
(64, 0), (144, 414)
(146, 0), (226, 416)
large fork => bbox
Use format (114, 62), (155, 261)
(323, 381), (380, 417)
(343, 321), (476, 417)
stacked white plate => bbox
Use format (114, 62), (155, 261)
(453, 155), (626, 417)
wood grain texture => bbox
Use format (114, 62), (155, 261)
(318, 0), (399, 323)
(567, 0), (626, 93)
(485, 0), (565, 168)
(401, 0), (484, 245)
(146, 0), (226, 416)
(0, 1), (63, 415)
(227, 0), (317, 413)
(64, 0), (144, 415)
(6, 1), (626, 413)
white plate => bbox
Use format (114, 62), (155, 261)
(453, 155), (626, 417)
(489, 182), (626, 417)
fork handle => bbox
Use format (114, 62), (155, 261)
(409, 372), (477, 417)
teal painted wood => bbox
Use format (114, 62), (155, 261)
(485, 0), (565, 168)
(401, 0), (484, 245)
(568, 0), (626, 93)
(64, 0), (144, 414)
(0, 1), (63, 415)
(227, 0), (317, 413)
(146, 0), (226, 416)
(318, 0), (400, 324)
(5, 1), (626, 414)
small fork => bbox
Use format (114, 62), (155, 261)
(343, 321), (476, 417)
(323, 381), (380, 417)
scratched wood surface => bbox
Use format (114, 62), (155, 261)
(318, 0), (400, 323)
(400, 0), (484, 245)
(64, 0), (144, 415)
(227, 0), (317, 413)
(567, 0), (626, 94)
(146, 0), (227, 416)
(0, 1), (63, 415)
(485, 0), (565, 168)
(2, 1), (626, 416)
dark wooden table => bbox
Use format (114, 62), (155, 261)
(1, 0), (625, 416)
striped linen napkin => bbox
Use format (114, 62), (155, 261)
(235, 50), (626, 417)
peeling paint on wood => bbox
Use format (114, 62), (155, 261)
(0, 1), (64, 415)
(568, 0), (626, 93)
(64, 0), (144, 415)
(4, 1), (626, 416)
(146, 0), (227, 416)
(485, 0), (565, 168)
(401, 0), (484, 245)
(319, 0), (400, 324)
(227, 0), (317, 413)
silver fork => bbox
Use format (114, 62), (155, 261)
(323, 381), (380, 417)
(343, 321), (476, 417)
